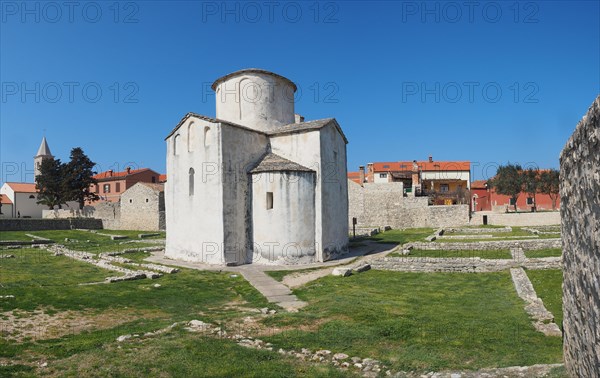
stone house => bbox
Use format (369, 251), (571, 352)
(120, 182), (165, 231)
(164, 69), (349, 265)
(89, 167), (163, 204)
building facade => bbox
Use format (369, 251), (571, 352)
(349, 157), (471, 205)
(120, 182), (165, 231)
(165, 69), (349, 265)
(0, 194), (13, 218)
(90, 167), (162, 204)
(471, 179), (560, 212)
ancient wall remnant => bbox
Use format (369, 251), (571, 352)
(560, 95), (600, 377)
(348, 180), (469, 228)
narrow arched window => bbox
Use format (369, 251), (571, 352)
(203, 126), (210, 147)
(188, 122), (196, 152)
(189, 168), (195, 196)
(174, 134), (180, 155)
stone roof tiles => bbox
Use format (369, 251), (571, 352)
(211, 68), (297, 92)
(249, 153), (314, 174)
(165, 113), (347, 144)
(35, 137), (52, 157)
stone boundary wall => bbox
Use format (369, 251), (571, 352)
(370, 255), (561, 273)
(444, 226), (512, 234)
(470, 211), (560, 226)
(0, 218), (103, 231)
(348, 180), (469, 228)
(43, 203), (120, 230)
(560, 95), (600, 377)
(407, 238), (561, 251)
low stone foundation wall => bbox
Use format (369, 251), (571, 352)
(408, 238), (561, 251)
(348, 181), (470, 228)
(444, 226), (512, 234)
(471, 211), (560, 226)
(0, 218), (103, 231)
(43, 203), (120, 229)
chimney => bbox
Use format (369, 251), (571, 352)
(108, 169), (113, 177)
(126, 167), (131, 174)
(359, 166), (365, 187)
(295, 114), (305, 123)
(366, 163), (374, 183)
(428, 155), (433, 163)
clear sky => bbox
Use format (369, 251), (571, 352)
(1, 0), (599, 184)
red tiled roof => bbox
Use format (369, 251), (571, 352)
(347, 171), (361, 184)
(94, 168), (151, 180)
(471, 180), (489, 189)
(140, 183), (165, 192)
(0, 194), (13, 204)
(159, 174), (167, 183)
(372, 161), (470, 172)
(4, 182), (38, 193)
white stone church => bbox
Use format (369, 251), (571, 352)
(164, 69), (349, 265)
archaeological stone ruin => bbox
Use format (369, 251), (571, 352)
(560, 94), (600, 377)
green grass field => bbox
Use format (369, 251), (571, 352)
(0, 247), (278, 376)
(0, 231), (40, 241)
(390, 249), (513, 259)
(527, 269), (564, 326)
(0, 229), (566, 377)
(366, 228), (434, 244)
(438, 226), (560, 242)
(0, 230), (160, 253)
(525, 248), (563, 258)
(262, 271), (563, 372)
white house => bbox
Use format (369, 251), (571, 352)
(165, 69), (349, 265)
(0, 137), (78, 218)
(0, 193), (14, 218)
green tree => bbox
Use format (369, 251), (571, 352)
(65, 147), (99, 209)
(539, 169), (560, 210)
(490, 163), (523, 212)
(522, 168), (540, 211)
(35, 158), (68, 209)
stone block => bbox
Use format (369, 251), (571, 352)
(332, 268), (352, 277)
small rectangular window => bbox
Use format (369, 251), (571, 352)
(115, 183), (121, 192)
(103, 184), (110, 193)
(379, 173), (387, 178)
(266, 192), (273, 210)
(440, 184), (449, 193)
(526, 197), (534, 205)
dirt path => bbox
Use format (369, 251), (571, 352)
(282, 242), (399, 288)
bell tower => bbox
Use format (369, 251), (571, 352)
(34, 137), (53, 180)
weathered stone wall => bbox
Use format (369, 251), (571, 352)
(43, 203), (121, 230)
(470, 211), (560, 226)
(560, 95), (600, 377)
(120, 184), (165, 231)
(0, 218), (103, 231)
(348, 180), (469, 228)
(408, 238), (561, 251)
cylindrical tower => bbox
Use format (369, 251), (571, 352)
(212, 69), (296, 132)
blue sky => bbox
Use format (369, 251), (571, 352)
(1, 0), (599, 184)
